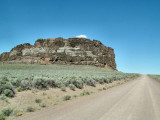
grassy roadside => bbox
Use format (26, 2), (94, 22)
(0, 64), (139, 120)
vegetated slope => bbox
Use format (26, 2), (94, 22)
(0, 64), (137, 97)
(0, 37), (116, 69)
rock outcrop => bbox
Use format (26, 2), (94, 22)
(0, 37), (116, 69)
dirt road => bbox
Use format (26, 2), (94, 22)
(20, 75), (160, 120)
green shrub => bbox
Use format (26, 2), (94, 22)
(42, 92), (47, 96)
(69, 84), (75, 91)
(60, 86), (66, 92)
(0, 95), (9, 103)
(55, 81), (63, 88)
(26, 106), (35, 112)
(14, 110), (23, 117)
(99, 79), (104, 84)
(20, 80), (31, 90)
(80, 91), (90, 96)
(11, 77), (22, 87)
(103, 87), (106, 90)
(17, 86), (22, 92)
(32, 78), (49, 89)
(35, 98), (42, 104)
(85, 80), (96, 87)
(4, 89), (14, 97)
(1, 77), (8, 81)
(0, 95), (7, 101)
(0, 112), (5, 120)
(63, 95), (71, 101)
(72, 80), (83, 89)
(48, 79), (56, 88)
(41, 103), (46, 108)
(1, 107), (13, 117)
(0, 77), (15, 97)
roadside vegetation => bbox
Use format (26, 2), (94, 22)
(0, 64), (139, 119)
(0, 64), (138, 97)
(149, 75), (160, 82)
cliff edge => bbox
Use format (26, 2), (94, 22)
(0, 37), (116, 70)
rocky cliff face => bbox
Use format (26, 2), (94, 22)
(0, 37), (116, 69)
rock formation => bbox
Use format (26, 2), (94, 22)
(0, 37), (116, 69)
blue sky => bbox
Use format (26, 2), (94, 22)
(0, 0), (160, 74)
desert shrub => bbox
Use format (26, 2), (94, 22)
(35, 98), (42, 104)
(14, 110), (23, 117)
(63, 95), (71, 101)
(64, 76), (84, 89)
(20, 80), (31, 90)
(103, 87), (106, 90)
(150, 75), (160, 82)
(0, 77), (15, 97)
(60, 86), (66, 92)
(48, 79), (56, 87)
(0, 64), (139, 97)
(1, 77), (8, 81)
(40, 103), (46, 108)
(26, 106), (35, 112)
(0, 95), (7, 101)
(42, 92), (47, 96)
(69, 84), (75, 91)
(4, 89), (14, 97)
(48, 96), (51, 99)
(0, 95), (9, 103)
(98, 78), (105, 84)
(32, 78), (49, 89)
(103, 78), (108, 83)
(1, 107), (13, 117)
(17, 86), (22, 92)
(72, 80), (83, 89)
(107, 78), (112, 83)
(105, 78), (110, 83)
(80, 91), (90, 96)
(0, 112), (5, 120)
(11, 78), (22, 87)
(85, 80), (96, 87)
(55, 81), (63, 88)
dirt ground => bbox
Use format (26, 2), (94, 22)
(0, 78), (132, 120)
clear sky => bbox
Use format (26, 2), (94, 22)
(0, 0), (160, 74)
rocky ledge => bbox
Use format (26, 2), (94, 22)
(0, 37), (116, 70)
